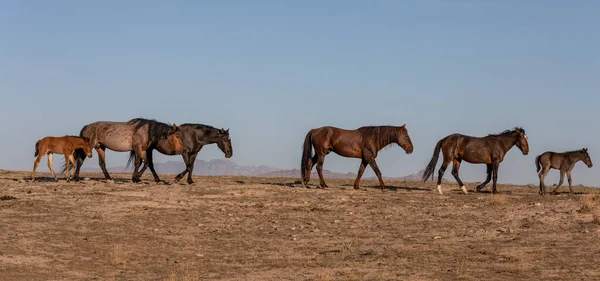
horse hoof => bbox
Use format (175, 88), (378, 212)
(187, 180), (194, 185)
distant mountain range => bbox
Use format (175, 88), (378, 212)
(81, 159), (450, 182)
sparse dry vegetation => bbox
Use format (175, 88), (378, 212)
(490, 193), (507, 205)
(1, 170), (600, 280)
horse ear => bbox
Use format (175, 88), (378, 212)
(226, 128), (230, 134)
(172, 124), (178, 132)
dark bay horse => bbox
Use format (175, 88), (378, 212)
(33, 136), (93, 182)
(69, 118), (184, 182)
(127, 123), (233, 184)
(422, 127), (529, 194)
(301, 125), (414, 190)
(536, 148), (593, 195)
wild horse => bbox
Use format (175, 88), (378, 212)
(33, 136), (93, 182)
(422, 127), (529, 194)
(536, 148), (593, 195)
(301, 125), (414, 190)
(69, 118), (184, 182)
(127, 122), (233, 184)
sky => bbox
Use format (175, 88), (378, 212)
(1, 1), (599, 186)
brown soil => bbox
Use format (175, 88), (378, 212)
(1, 169), (599, 280)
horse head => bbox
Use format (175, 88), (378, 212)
(514, 127), (529, 155)
(167, 124), (184, 154)
(216, 128), (233, 158)
(397, 124), (414, 154)
(582, 148), (593, 168)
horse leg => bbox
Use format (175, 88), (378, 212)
(73, 150), (86, 182)
(567, 170), (574, 196)
(302, 155), (318, 188)
(476, 164), (493, 192)
(32, 151), (45, 181)
(68, 154), (77, 180)
(175, 153), (192, 182)
(491, 162), (499, 194)
(316, 153), (328, 188)
(366, 157), (386, 191)
(145, 149), (161, 183)
(436, 158), (452, 195)
(551, 170), (565, 194)
(132, 153), (142, 183)
(451, 158), (468, 194)
(95, 146), (112, 181)
(353, 159), (368, 190)
(63, 154), (71, 182)
(185, 152), (198, 185)
(47, 153), (58, 182)
(538, 165), (550, 195)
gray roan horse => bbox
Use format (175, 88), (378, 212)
(422, 127), (529, 194)
(536, 148), (593, 195)
(68, 118), (184, 182)
(127, 122), (233, 184)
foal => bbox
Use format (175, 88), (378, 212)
(33, 136), (93, 182)
(536, 148), (593, 195)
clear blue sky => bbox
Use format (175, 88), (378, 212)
(1, 1), (598, 186)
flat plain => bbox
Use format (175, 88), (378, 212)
(1, 169), (599, 281)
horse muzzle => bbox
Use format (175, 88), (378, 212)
(225, 152), (233, 158)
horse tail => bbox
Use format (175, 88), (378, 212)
(125, 151), (136, 171)
(300, 130), (313, 182)
(535, 155), (541, 173)
(34, 140), (40, 157)
(422, 138), (444, 181)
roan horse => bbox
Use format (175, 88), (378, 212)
(422, 127), (529, 194)
(69, 118), (184, 182)
(536, 148), (593, 195)
(127, 122), (233, 184)
(301, 125), (414, 190)
(32, 136), (93, 182)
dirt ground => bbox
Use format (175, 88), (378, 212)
(1, 169), (600, 281)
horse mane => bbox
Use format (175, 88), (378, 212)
(357, 126), (400, 148)
(487, 127), (525, 137)
(565, 149), (587, 154)
(127, 118), (173, 142)
(181, 123), (218, 131)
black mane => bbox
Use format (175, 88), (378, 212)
(357, 126), (400, 148)
(181, 123), (218, 131)
(487, 127), (525, 137)
(127, 118), (173, 144)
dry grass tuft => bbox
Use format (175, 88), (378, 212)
(107, 244), (131, 267)
(579, 194), (598, 213)
(490, 194), (507, 205)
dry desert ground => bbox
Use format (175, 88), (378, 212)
(1, 169), (600, 280)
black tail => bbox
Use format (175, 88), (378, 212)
(535, 155), (541, 173)
(34, 141), (40, 157)
(61, 125), (90, 173)
(300, 130), (313, 182)
(422, 138), (444, 181)
(125, 151), (136, 171)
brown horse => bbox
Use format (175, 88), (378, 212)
(301, 125), (414, 190)
(422, 127), (529, 194)
(536, 148), (593, 195)
(70, 119), (184, 182)
(32, 136), (93, 182)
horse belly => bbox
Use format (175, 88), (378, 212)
(99, 131), (133, 152)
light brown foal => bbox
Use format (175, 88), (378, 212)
(32, 136), (93, 182)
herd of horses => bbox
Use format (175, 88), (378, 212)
(32, 120), (592, 196)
